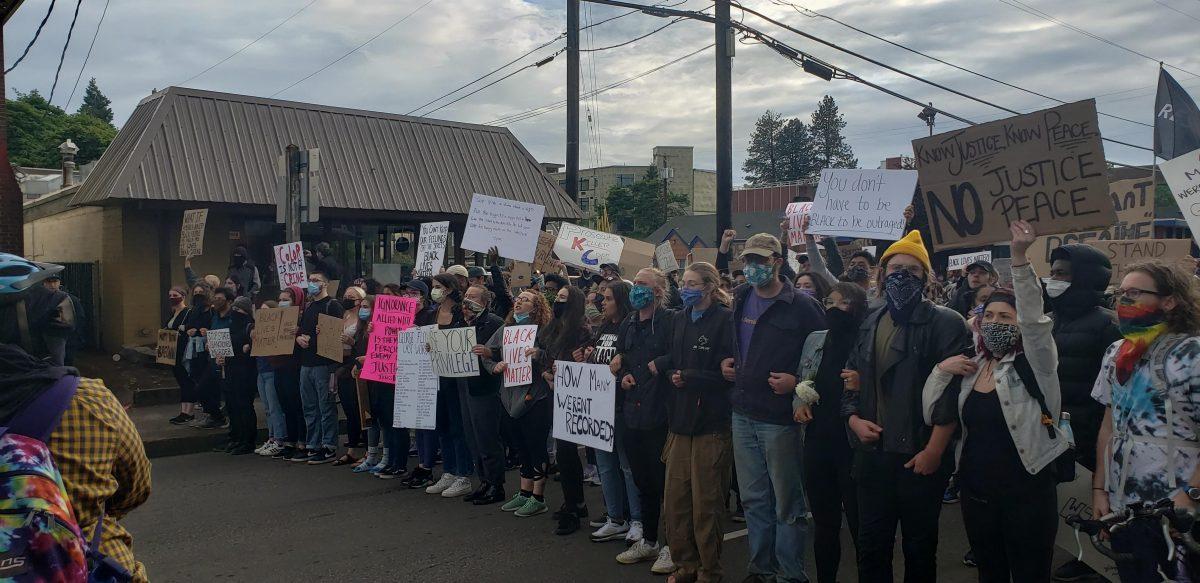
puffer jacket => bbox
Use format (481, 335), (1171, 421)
(616, 306), (674, 430)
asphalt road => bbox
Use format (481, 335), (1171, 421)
(123, 453), (1053, 583)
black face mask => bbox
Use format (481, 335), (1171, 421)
(825, 306), (857, 331)
(232, 255), (245, 266)
(553, 302), (567, 318)
(192, 294), (208, 306)
(341, 298), (356, 310)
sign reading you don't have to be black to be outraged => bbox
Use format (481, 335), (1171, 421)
(912, 100), (1117, 251)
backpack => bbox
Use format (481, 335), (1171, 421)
(1011, 353), (1076, 483)
(0, 376), (131, 582)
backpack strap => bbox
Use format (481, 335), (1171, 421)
(0, 376), (80, 442)
(1012, 354), (1056, 440)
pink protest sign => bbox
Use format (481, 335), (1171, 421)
(359, 295), (418, 384)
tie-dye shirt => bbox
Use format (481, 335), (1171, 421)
(1092, 336), (1200, 510)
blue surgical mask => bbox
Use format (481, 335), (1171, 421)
(513, 312), (530, 324)
(358, 308), (370, 321)
(744, 262), (774, 287)
(680, 287), (704, 307)
(278, 300), (292, 308)
(629, 284), (654, 310)
(307, 282), (320, 294)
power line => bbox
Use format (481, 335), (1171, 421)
(580, 16), (685, 51)
(179, 0), (320, 87)
(405, 35), (564, 116)
(49, 0), (83, 104)
(421, 49), (566, 117)
(64, 0), (110, 109)
(271, 0), (437, 98)
(6, 0), (57, 74)
(1153, 0), (1200, 24)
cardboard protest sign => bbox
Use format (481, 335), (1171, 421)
(912, 100), (1115, 251)
(1055, 466), (1118, 578)
(947, 250), (993, 271)
(785, 202), (814, 247)
(508, 261), (532, 289)
(207, 328), (234, 358)
(1028, 238), (1193, 285)
(533, 231), (557, 272)
(655, 241), (679, 272)
(156, 329), (178, 366)
(1160, 148), (1200, 245)
(273, 242), (307, 289)
(316, 313), (345, 363)
(413, 221), (450, 277)
(251, 306), (299, 356)
(554, 223), (624, 272)
(808, 169), (917, 241)
(427, 327), (479, 377)
(553, 361), (616, 452)
(359, 296), (418, 384)
(327, 280), (340, 300)
(461, 193), (546, 262)
(1030, 178), (1158, 247)
(394, 325), (438, 430)
(502, 325), (538, 387)
(179, 209), (208, 257)
(619, 237), (657, 276)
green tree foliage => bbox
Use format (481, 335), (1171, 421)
(1157, 181), (1181, 217)
(604, 167), (691, 238)
(743, 110), (786, 185)
(743, 96), (856, 186)
(776, 118), (814, 183)
(78, 78), (114, 123)
(6, 89), (117, 168)
(809, 95), (857, 170)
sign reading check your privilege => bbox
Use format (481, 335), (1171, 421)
(359, 296), (418, 384)
(426, 327), (479, 377)
(806, 169), (918, 241)
(912, 100), (1116, 251)
(553, 361), (616, 452)
(460, 193), (546, 263)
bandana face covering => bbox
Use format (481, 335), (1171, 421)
(884, 270), (923, 324)
(980, 322), (1020, 357)
(1114, 303), (1168, 384)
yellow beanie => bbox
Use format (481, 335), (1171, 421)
(880, 230), (932, 275)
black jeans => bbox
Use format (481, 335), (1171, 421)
(337, 375), (365, 448)
(855, 450), (951, 583)
(804, 434), (858, 583)
(625, 425), (668, 544)
(961, 475), (1057, 583)
(173, 362), (198, 403)
(556, 438), (586, 509)
(459, 387), (506, 486)
(221, 365), (257, 448)
(191, 354), (224, 420)
(274, 367), (304, 445)
(513, 397), (552, 480)
(368, 382), (408, 470)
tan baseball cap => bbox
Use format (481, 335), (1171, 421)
(739, 233), (782, 259)
(446, 265), (469, 278)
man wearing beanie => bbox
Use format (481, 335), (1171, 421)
(840, 230), (971, 583)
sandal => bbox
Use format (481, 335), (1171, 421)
(332, 453), (359, 466)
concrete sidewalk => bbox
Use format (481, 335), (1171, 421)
(132, 400), (349, 458)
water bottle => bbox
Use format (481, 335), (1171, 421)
(1059, 412), (1076, 449)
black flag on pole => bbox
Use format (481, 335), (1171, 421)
(1155, 68), (1200, 159)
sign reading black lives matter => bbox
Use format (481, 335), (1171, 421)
(552, 361), (616, 452)
(912, 100), (1117, 251)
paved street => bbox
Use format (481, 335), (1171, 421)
(122, 452), (1045, 582)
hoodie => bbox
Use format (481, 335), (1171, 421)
(227, 245), (262, 298)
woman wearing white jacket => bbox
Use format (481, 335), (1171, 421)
(923, 220), (1069, 583)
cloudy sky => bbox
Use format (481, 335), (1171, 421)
(6, 0), (1199, 183)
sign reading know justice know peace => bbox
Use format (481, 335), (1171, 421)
(460, 193), (545, 263)
(552, 361), (616, 453)
(807, 169), (918, 241)
(912, 100), (1116, 251)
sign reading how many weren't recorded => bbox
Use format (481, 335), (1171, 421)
(912, 100), (1116, 251)
(553, 361), (616, 453)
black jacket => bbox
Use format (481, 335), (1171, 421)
(465, 311), (505, 396)
(488, 264), (515, 318)
(731, 283), (826, 426)
(163, 307), (192, 363)
(1046, 244), (1122, 408)
(663, 304), (735, 435)
(616, 306), (674, 430)
(298, 297), (344, 367)
(841, 300), (970, 455)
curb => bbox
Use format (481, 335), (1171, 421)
(142, 419), (349, 459)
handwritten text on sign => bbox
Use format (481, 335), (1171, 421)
(554, 222), (624, 272)
(1029, 239), (1194, 286)
(553, 361), (616, 452)
(207, 328), (234, 358)
(413, 221), (450, 277)
(427, 327), (479, 377)
(251, 306), (299, 356)
(947, 250), (993, 271)
(461, 193), (546, 263)
(156, 329), (178, 366)
(655, 241), (679, 272)
(912, 100), (1115, 250)
(179, 209), (208, 257)
(785, 202), (814, 248)
(359, 296), (418, 384)
(502, 325), (538, 387)
(273, 242), (308, 289)
(807, 169), (918, 241)
(394, 325), (438, 430)
(1159, 148), (1200, 246)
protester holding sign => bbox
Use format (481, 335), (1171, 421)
(332, 286), (368, 466)
(183, 281), (225, 430)
(457, 285), (507, 505)
(163, 285), (196, 426)
(269, 286), (307, 461)
(293, 272), (345, 465)
(397, 280), (443, 490)
(208, 288), (256, 455)
(424, 274), (475, 499)
(250, 300), (288, 458)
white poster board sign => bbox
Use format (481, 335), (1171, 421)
(413, 221), (450, 277)
(461, 193), (546, 263)
(553, 222), (625, 272)
(947, 250), (993, 271)
(426, 327), (479, 377)
(807, 169), (917, 241)
(206, 328), (234, 358)
(502, 325), (538, 387)
(785, 202), (814, 247)
(861, 245), (876, 258)
(179, 208), (209, 257)
(552, 361), (616, 452)
(394, 325), (438, 430)
(273, 242), (308, 289)
(655, 241), (680, 272)
(1160, 148), (1200, 246)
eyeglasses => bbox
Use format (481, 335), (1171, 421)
(1114, 288), (1163, 301)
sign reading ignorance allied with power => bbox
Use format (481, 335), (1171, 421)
(912, 100), (1117, 251)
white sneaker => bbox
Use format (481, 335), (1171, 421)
(651, 545), (675, 575)
(441, 476), (473, 498)
(625, 520), (644, 543)
(616, 539), (660, 564)
(590, 518), (630, 542)
(425, 473), (456, 495)
(253, 443), (267, 455)
(259, 442), (282, 457)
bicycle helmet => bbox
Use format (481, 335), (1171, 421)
(0, 253), (65, 295)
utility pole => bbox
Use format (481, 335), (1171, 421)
(285, 144), (301, 243)
(715, 0), (732, 247)
(566, 0), (580, 204)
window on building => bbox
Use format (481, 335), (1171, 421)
(580, 178), (591, 192)
(616, 174), (635, 186)
(579, 198), (590, 212)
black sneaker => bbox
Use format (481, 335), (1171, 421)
(288, 449), (313, 462)
(196, 415), (227, 430)
(402, 467), (434, 489)
(168, 413), (194, 425)
(1052, 559), (1099, 581)
(211, 442), (234, 453)
(229, 444), (254, 455)
(962, 550), (977, 568)
(274, 446), (296, 459)
(464, 483), (489, 503)
(554, 512), (580, 535)
(377, 467), (407, 480)
(307, 448), (336, 465)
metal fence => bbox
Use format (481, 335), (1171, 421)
(58, 262), (100, 348)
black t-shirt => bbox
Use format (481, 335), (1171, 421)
(960, 389), (1051, 495)
(298, 296), (344, 367)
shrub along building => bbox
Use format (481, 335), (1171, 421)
(24, 86), (581, 353)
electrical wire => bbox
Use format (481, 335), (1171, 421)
(64, 0), (109, 109)
(420, 48), (566, 117)
(6, 0), (56, 74)
(1153, 0), (1200, 24)
(271, 0), (437, 98)
(49, 0), (83, 104)
(580, 16), (685, 51)
(179, 0), (319, 87)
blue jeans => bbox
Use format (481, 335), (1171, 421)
(733, 411), (810, 583)
(257, 370), (286, 441)
(299, 365), (339, 451)
(596, 425), (641, 522)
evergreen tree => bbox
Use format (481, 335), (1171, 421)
(605, 167), (691, 238)
(742, 110), (785, 185)
(7, 89), (117, 167)
(809, 95), (857, 170)
(77, 78), (113, 123)
(776, 118), (814, 182)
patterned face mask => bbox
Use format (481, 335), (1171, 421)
(883, 270), (923, 323)
(980, 321), (1020, 357)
